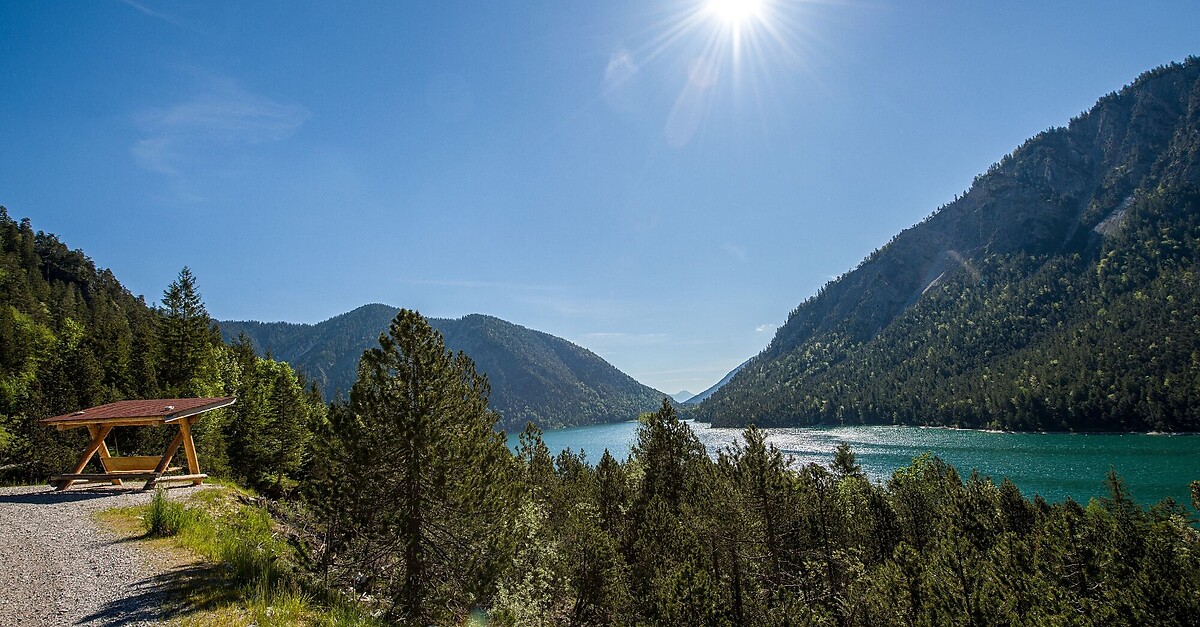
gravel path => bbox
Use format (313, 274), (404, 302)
(0, 484), (206, 627)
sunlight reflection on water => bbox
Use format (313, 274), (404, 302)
(514, 420), (1200, 507)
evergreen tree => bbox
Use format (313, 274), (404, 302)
(309, 309), (519, 623)
(157, 266), (219, 394)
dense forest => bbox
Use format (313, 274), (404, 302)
(0, 208), (325, 493)
(303, 311), (1200, 625)
(0, 206), (1197, 624)
(220, 305), (663, 431)
(700, 58), (1200, 431)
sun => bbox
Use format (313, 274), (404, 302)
(706, 0), (766, 27)
(625, 0), (805, 145)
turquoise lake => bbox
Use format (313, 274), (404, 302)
(509, 421), (1200, 507)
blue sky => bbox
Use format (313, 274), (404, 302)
(2, 1), (1197, 394)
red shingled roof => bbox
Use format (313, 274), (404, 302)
(41, 397), (237, 425)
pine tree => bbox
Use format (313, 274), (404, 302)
(157, 266), (218, 394)
(311, 309), (518, 623)
(265, 363), (312, 493)
(631, 398), (705, 514)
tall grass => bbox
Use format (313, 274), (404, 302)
(133, 487), (378, 626)
(144, 487), (191, 536)
(217, 505), (283, 588)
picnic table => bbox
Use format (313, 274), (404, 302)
(40, 397), (237, 491)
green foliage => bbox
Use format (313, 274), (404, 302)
(485, 418), (1200, 625)
(115, 486), (379, 626)
(217, 505), (285, 588)
(158, 266), (224, 396)
(491, 500), (569, 626)
(0, 208), (169, 480)
(307, 309), (520, 624)
(145, 487), (191, 537)
(0, 213), (324, 490)
(225, 346), (323, 495)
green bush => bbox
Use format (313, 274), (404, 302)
(144, 488), (190, 537)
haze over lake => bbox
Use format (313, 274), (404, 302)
(512, 421), (1200, 507)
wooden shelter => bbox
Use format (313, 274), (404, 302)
(40, 397), (236, 491)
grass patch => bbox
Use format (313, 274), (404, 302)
(146, 487), (193, 536)
(102, 486), (378, 627)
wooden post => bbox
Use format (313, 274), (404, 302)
(143, 431), (186, 490)
(55, 425), (113, 491)
(178, 417), (204, 486)
(89, 425), (122, 486)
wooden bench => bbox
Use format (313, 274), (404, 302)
(103, 455), (179, 473)
(50, 452), (205, 490)
(49, 473), (208, 486)
(41, 397), (235, 491)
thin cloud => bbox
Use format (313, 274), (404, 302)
(600, 47), (648, 114)
(404, 278), (565, 292)
(723, 242), (748, 262)
(120, 0), (185, 27)
(580, 332), (670, 347)
(602, 48), (642, 114)
(755, 323), (777, 333)
(131, 76), (309, 176)
(604, 49), (638, 86)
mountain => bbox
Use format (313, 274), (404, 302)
(670, 390), (695, 403)
(698, 57), (1200, 432)
(684, 359), (748, 405)
(220, 305), (666, 431)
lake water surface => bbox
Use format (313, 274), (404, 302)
(509, 421), (1200, 507)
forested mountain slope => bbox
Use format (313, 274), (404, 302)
(0, 208), (163, 477)
(0, 211), (324, 488)
(221, 305), (665, 430)
(699, 57), (1200, 431)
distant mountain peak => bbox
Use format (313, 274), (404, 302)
(221, 307), (663, 430)
(685, 359), (748, 405)
(670, 390), (695, 403)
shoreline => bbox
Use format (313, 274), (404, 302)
(689, 420), (1200, 437)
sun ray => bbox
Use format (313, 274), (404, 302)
(593, 0), (833, 149)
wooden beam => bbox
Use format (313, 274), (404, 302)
(52, 471), (203, 487)
(105, 456), (171, 472)
(56, 418), (164, 431)
(51, 468), (182, 480)
(149, 473), (208, 485)
(54, 425), (113, 491)
(89, 426), (122, 486)
(143, 431), (185, 490)
(53, 472), (160, 481)
(178, 417), (204, 486)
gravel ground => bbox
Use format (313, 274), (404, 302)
(0, 483), (207, 627)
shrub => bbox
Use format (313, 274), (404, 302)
(144, 488), (190, 537)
